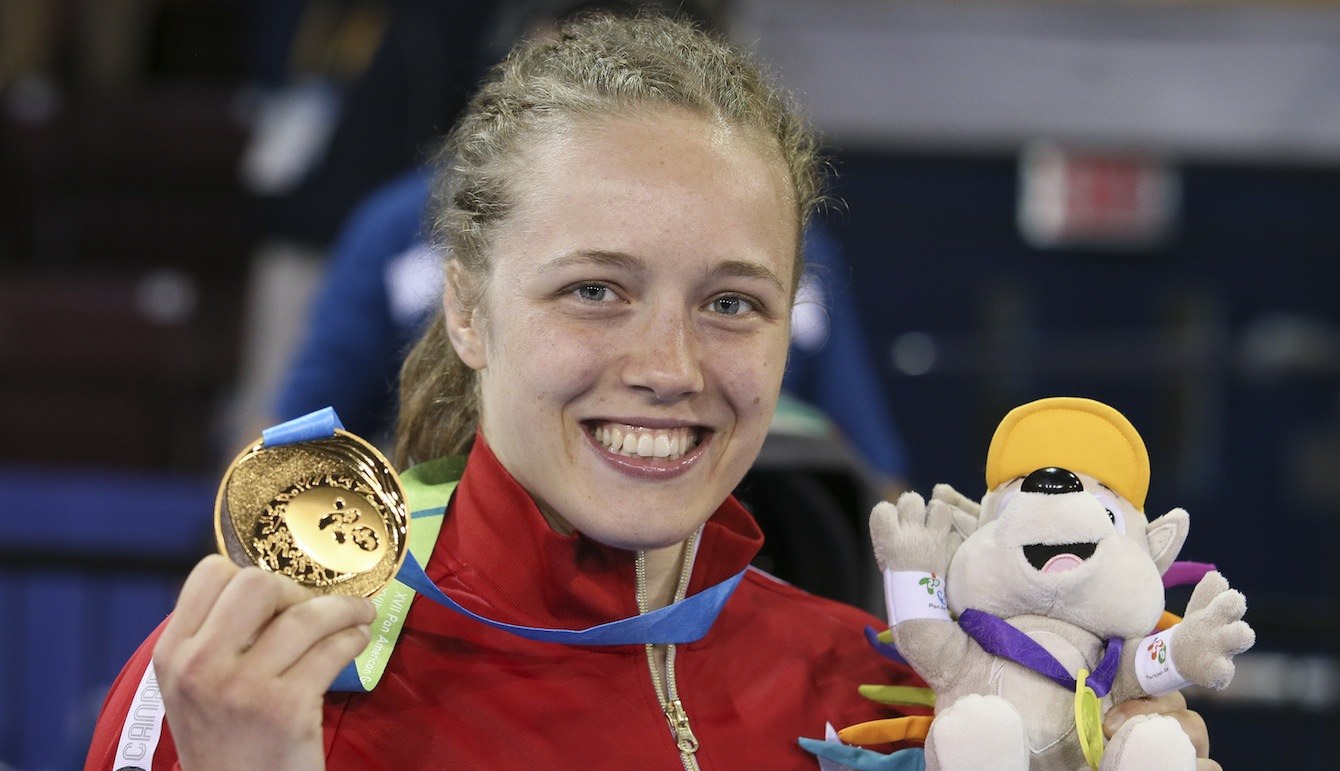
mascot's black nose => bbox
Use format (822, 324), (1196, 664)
(1021, 467), (1083, 495)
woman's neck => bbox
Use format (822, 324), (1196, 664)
(641, 539), (691, 611)
(533, 494), (697, 612)
(530, 490), (696, 611)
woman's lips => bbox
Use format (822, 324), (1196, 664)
(583, 420), (710, 478)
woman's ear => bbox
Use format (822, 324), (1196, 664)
(444, 261), (487, 370)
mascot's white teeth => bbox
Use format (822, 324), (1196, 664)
(590, 423), (699, 460)
(1023, 542), (1096, 573)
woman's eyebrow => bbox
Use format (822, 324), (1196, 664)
(707, 260), (787, 296)
(541, 249), (646, 274)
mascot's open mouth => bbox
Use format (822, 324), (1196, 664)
(1023, 543), (1097, 573)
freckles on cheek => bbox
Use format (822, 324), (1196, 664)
(720, 361), (778, 409)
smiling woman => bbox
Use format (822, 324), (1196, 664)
(83, 11), (1216, 771)
(441, 109), (795, 555)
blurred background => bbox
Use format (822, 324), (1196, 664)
(2, 0), (1337, 767)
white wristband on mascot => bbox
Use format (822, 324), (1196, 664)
(1135, 627), (1193, 696)
(883, 569), (951, 625)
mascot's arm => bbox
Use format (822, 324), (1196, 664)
(1112, 571), (1254, 701)
(871, 492), (977, 691)
(1110, 637), (1154, 704)
(890, 619), (980, 693)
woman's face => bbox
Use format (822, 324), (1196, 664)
(446, 109), (797, 550)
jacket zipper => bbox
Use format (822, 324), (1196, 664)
(637, 532), (702, 771)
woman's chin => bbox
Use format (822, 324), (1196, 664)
(574, 519), (701, 553)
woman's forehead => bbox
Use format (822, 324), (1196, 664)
(516, 108), (793, 197)
(490, 110), (799, 278)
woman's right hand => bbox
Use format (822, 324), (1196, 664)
(152, 554), (375, 771)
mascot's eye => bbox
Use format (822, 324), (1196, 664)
(1092, 489), (1127, 534)
(987, 487), (1019, 521)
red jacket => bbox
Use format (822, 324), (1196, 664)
(87, 438), (924, 769)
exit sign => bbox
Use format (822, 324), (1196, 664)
(1018, 142), (1180, 250)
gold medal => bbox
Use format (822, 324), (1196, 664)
(215, 429), (409, 597)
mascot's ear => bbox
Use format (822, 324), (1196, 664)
(1146, 507), (1190, 575)
(931, 483), (982, 540)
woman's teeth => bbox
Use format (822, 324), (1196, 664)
(592, 424), (698, 459)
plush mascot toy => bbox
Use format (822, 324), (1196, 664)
(870, 396), (1254, 770)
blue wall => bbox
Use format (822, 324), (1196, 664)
(0, 467), (210, 770)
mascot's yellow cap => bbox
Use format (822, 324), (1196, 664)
(985, 397), (1150, 509)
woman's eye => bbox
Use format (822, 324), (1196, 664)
(573, 284), (613, 302)
(708, 294), (755, 316)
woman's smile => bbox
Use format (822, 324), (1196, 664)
(587, 421), (704, 461)
(583, 420), (711, 479)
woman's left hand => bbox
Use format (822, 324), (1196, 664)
(1103, 691), (1220, 771)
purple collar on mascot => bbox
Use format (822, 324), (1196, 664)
(958, 609), (1124, 697)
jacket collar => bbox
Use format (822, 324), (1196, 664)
(431, 434), (763, 630)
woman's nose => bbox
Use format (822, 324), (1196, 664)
(621, 309), (705, 400)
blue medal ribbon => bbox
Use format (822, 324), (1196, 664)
(262, 405), (345, 445)
(397, 550), (745, 645)
(263, 408), (745, 690)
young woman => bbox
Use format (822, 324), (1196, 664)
(86, 13), (1218, 770)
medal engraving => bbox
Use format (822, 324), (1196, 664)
(255, 475), (389, 579)
(216, 430), (409, 597)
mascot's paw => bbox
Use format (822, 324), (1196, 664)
(925, 694), (1028, 771)
(870, 492), (958, 575)
(1101, 713), (1196, 771)
(1173, 571), (1256, 690)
